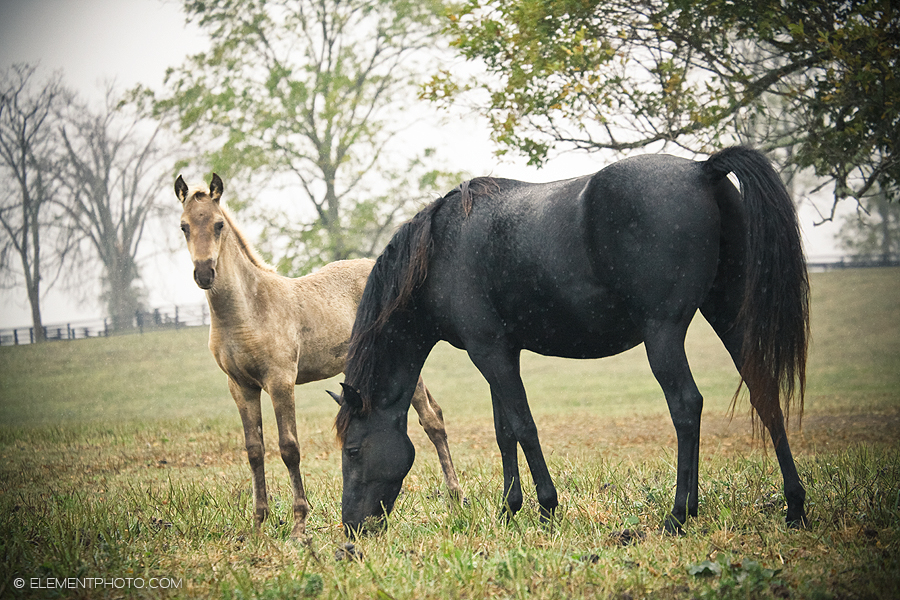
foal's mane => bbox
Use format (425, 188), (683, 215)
(187, 185), (274, 273)
(335, 177), (498, 441)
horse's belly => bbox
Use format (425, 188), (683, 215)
(502, 290), (643, 359)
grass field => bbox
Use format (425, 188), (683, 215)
(0, 267), (898, 598)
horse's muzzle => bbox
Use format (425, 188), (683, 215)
(193, 259), (216, 289)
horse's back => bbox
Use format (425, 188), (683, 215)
(425, 155), (728, 358)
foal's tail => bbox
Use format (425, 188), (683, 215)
(703, 147), (810, 428)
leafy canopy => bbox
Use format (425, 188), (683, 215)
(427, 0), (900, 206)
(138, 0), (450, 274)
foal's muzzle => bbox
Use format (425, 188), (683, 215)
(193, 259), (216, 289)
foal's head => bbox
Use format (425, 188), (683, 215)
(175, 173), (226, 290)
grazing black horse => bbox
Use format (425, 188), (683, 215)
(334, 146), (809, 535)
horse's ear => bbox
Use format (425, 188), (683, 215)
(209, 173), (223, 203)
(175, 175), (189, 203)
(340, 382), (364, 411)
(327, 389), (343, 406)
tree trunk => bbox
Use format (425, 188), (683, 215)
(26, 276), (45, 342)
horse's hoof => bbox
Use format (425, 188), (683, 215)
(611, 528), (646, 546)
(538, 505), (556, 525)
(661, 514), (685, 536)
(786, 512), (809, 529)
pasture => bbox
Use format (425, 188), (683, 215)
(1, 267), (898, 599)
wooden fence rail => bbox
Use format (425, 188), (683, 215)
(0, 304), (209, 346)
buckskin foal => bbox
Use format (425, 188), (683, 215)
(175, 173), (460, 540)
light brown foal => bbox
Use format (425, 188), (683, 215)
(175, 173), (460, 540)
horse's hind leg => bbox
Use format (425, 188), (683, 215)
(269, 381), (311, 540)
(642, 319), (704, 532)
(229, 379), (270, 531)
(410, 377), (462, 499)
(700, 310), (808, 527)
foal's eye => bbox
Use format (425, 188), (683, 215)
(214, 221), (225, 235)
(180, 223), (190, 238)
(346, 448), (361, 459)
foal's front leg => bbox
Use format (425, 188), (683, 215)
(229, 379), (269, 530)
(269, 381), (310, 541)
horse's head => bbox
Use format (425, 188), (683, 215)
(333, 383), (416, 537)
(175, 173), (225, 290)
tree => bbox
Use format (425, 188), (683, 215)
(56, 87), (170, 331)
(838, 187), (900, 264)
(0, 64), (70, 342)
(426, 0), (900, 209)
(139, 0), (453, 275)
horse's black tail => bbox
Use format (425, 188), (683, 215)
(703, 146), (809, 429)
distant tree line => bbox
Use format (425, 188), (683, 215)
(0, 65), (173, 341)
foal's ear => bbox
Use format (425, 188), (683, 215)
(209, 173), (223, 203)
(340, 382), (364, 411)
(175, 175), (189, 203)
(327, 389), (343, 406)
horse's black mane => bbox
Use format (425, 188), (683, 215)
(335, 177), (499, 440)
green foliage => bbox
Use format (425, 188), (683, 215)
(141, 0), (452, 271)
(429, 0), (900, 206)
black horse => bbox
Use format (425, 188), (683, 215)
(334, 146), (809, 535)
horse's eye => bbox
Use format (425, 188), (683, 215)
(346, 447), (361, 459)
(180, 223), (190, 238)
(214, 221), (225, 235)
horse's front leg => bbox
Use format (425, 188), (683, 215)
(410, 377), (462, 500)
(491, 389), (524, 519)
(643, 320), (702, 533)
(269, 381), (310, 541)
(229, 379), (269, 530)
(469, 345), (558, 523)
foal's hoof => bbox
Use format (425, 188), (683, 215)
(289, 532), (311, 544)
(334, 542), (363, 562)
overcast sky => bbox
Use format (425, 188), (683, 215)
(0, 0), (849, 329)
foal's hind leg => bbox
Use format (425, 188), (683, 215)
(642, 319), (704, 533)
(410, 377), (462, 499)
(229, 379), (270, 530)
(269, 380), (311, 540)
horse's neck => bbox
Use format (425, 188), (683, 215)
(206, 230), (270, 324)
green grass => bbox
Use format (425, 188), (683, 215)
(0, 267), (898, 598)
